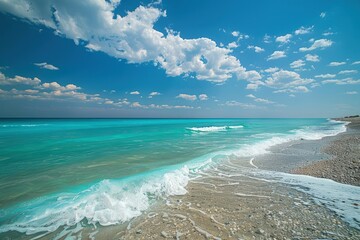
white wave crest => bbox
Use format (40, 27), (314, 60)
(234, 120), (347, 157)
(187, 125), (243, 132)
(0, 167), (190, 235)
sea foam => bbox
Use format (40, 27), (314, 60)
(255, 170), (360, 230)
(187, 125), (243, 132)
(0, 167), (191, 235)
(234, 119), (347, 157)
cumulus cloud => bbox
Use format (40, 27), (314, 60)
(275, 34), (292, 44)
(227, 41), (238, 49)
(0, 72), (41, 85)
(266, 70), (314, 93)
(299, 39), (333, 52)
(198, 94), (208, 101)
(247, 45), (265, 53)
(34, 62), (59, 70)
(0, 71), (104, 103)
(295, 26), (313, 35)
(130, 91), (140, 95)
(267, 51), (286, 60)
(0, 0), (260, 83)
(352, 61), (360, 65)
(305, 54), (320, 62)
(320, 12), (326, 18)
(346, 91), (357, 95)
(290, 59), (305, 69)
(176, 93), (197, 101)
(328, 61), (346, 67)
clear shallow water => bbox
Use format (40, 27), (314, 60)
(0, 118), (350, 235)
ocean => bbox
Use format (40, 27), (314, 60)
(0, 118), (354, 237)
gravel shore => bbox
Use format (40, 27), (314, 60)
(292, 117), (360, 186)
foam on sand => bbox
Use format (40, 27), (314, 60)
(255, 170), (360, 230)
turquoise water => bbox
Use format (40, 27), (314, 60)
(0, 118), (347, 235)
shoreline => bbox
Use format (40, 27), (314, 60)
(103, 118), (360, 239)
(291, 117), (360, 186)
(1, 118), (359, 239)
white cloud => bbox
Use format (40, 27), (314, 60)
(299, 39), (333, 52)
(198, 94), (208, 101)
(130, 91), (140, 95)
(131, 102), (143, 108)
(322, 78), (360, 85)
(233, 32), (250, 41)
(352, 61), (360, 65)
(322, 32), (334, 36)
(247, 45), (265, 53)
(223, 101), (257, 109)
(274, 86), (309, 93)
(329, 61), (346, 67)
(266, 70), (314, 93)
(231, 31), (239, 37)
(346, 91), (357, 95)
(263, 34), (271, 43)
(315, 74), (336, 78)
(305, 54), (320, 62)
(267, 51), (286, 60)
(246, 81), (264, 90)
(295, 26), (313, 35)
(0, 72), (41, 85)
(264, 67), (279, 73)
(321, 78), (360, 85)
(176, 93), (197, 101)
(320, 12), (326, 18)
(227, 41), (238, 49)
(148, 91), (161, 98)
(290, 59), (305, 69)
(34, 62), (59, 70)
(131, 101), (194, 109)
(0, 71), (105, 103)
(339, 70), (358, 75)
(246, 94), (274, 104)
(42, 82), (81, 91)
(275, 34), (292, 43)
(0, 1), (260, 83)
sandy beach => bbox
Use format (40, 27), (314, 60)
(89, 118), (360, 239)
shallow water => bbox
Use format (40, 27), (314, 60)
(0, 118), (350, 237)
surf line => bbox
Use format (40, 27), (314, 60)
(249, 157), (258, 169)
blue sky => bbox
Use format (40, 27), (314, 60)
(0, 0), (359, 118)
